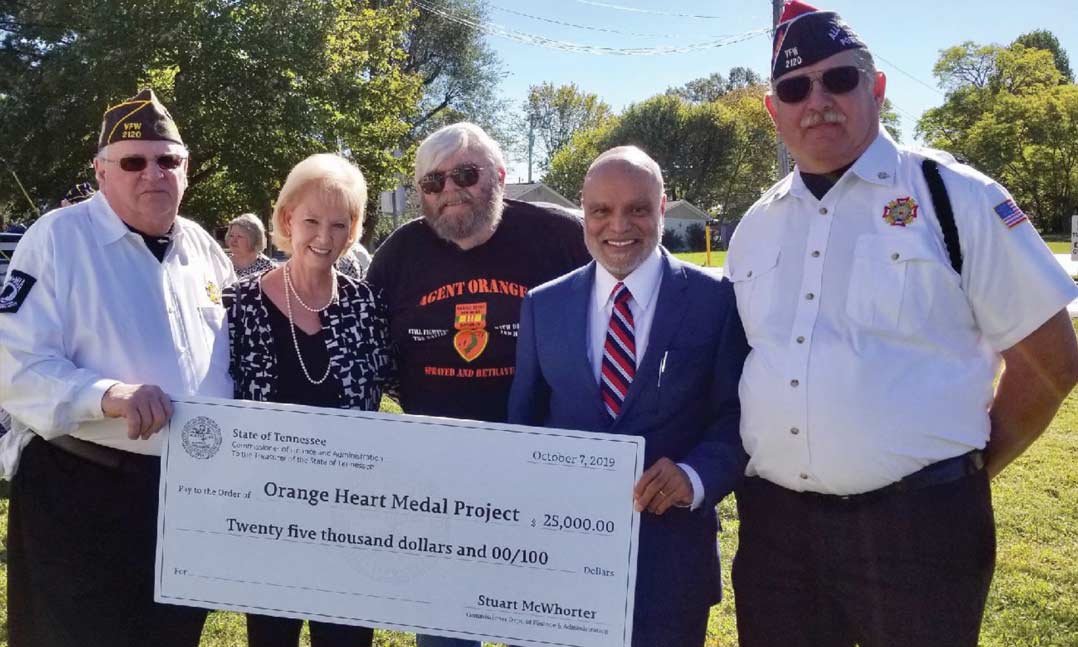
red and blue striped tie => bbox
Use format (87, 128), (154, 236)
(601, 282), (636, 420)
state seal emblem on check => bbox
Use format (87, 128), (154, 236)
(182, 415), (223, 460)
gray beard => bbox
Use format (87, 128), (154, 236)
(425, 184), (505, 244)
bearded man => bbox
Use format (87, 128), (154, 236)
(365, 122), (589, 647)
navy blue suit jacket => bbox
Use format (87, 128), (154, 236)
(507, 251), (749, 640)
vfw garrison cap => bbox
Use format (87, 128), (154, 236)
(97, 88), (183, 149)
(771, 1), (868, 80)
(63, 182), (95, 204)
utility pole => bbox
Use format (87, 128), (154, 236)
(527, 116), (535, 183)
(773, 0), (792, 177)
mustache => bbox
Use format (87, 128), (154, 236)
(437, 190), (474, 210)
(801, 110), (847, 128)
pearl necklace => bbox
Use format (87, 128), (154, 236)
(283, 263), (337, 312)
(281, 265), (334, 385)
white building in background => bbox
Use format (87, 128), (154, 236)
(504, 182), (577, 209)
(663, 200), (711, 236)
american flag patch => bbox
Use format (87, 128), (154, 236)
(994, 199), (1027, 229)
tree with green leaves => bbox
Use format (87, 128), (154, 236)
(524, 82), (612, 175)
(404, 0), (506, 141)
(1014, 29), (1073, 82)
(0, 0), (421, 230)
(546, 86), (775, 220)
(918, 35), (1078, 232)
(666, 66), (763, 103)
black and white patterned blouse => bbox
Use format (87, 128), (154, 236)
(234, 254), (277, 280)
(224, 271), (397, 410)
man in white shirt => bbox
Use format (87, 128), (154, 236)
(0, 89), (233, 646)
(726, 3), (1078, 646)
(509, 147), (749, 646)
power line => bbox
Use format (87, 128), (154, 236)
(888, 100), (922, 127)
(416, 1), (770, 56)
(489, 4), (731, 40)
(570, 0), (726, 19)
(875, 53), (945, 97)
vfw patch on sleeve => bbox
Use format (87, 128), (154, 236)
(0, 269), (37, 313)
(994, 199), (1028, 229)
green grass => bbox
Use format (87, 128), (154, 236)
(674, 243), (1069, 269)
(3, 335), (1078, 646)
(673, 251), (727, 268)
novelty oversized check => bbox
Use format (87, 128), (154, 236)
(156, 397), (643, 647)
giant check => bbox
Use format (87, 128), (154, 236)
(156, 397), (644, 647)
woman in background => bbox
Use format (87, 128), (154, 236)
(226, 212), (276, 279)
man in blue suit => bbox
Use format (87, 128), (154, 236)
(508, 146), (749, 646)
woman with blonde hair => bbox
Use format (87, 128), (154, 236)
(223, 153), (395, 647)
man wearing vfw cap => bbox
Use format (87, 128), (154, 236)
(726, 2), (1078, 645)
(0, 89), (233, 646)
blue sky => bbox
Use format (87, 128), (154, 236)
(460, 0), (1077, 182)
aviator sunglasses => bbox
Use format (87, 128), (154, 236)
(101, 154), (187, 173)
(419, 163), (485, 195)
(774, 65), (865, 104)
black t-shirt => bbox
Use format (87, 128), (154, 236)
(366, 199), (590, 422)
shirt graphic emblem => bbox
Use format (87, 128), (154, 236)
(0, 270), (36, 313)
(453, 302), (489, 363)
(994, 199), (1028, 229)
(205, 280), (222, 305)
(882, 197), (919, 227)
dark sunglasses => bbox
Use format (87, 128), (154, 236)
(774, 66), (865, 104)
(419, 164), (484, 194)
(103, 154), (187, 173)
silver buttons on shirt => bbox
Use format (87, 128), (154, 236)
(796, 336), (805, 344)
(806, 293), (815, 301)
(819, 207), (828, 215)
(811, 250), (820, 258)
(891, 252), (900, 261)
(790, 427), (800, 435)
(790, 379), (800, 387)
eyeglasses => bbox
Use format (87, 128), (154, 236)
(419, 164), (485, 195)
(101, 154), (188, 173)
(774, 66), (865, 104)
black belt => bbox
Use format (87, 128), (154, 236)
(810, 450), (985, 503)
(46, 434), (155, 475)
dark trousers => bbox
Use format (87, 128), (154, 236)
(246, 614), (374, 646)
(732, 472), (996, 647)
(6, 436), (207, 647)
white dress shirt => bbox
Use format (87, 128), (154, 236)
(0, 192), (235, 476)
(588, 247), (705, 508)
(726, 130), (1078, 495)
